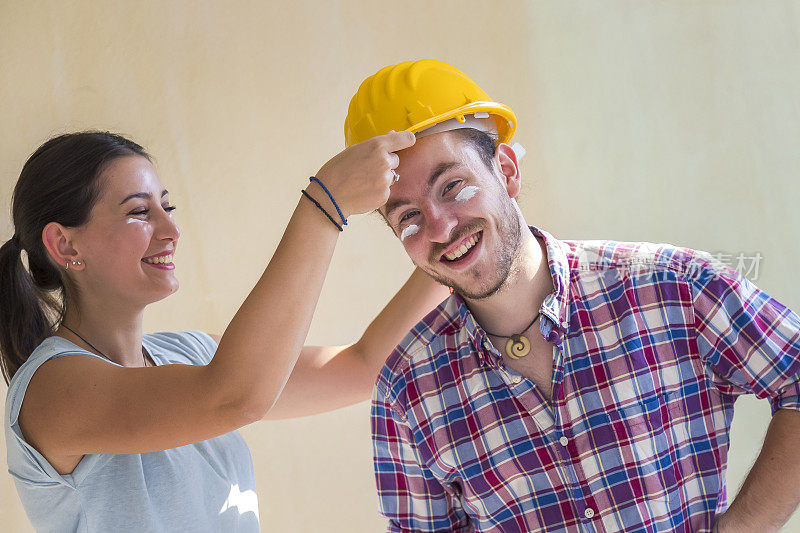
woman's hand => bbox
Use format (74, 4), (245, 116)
(312, 130), (415, 218)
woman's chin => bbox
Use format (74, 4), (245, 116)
(147, 280), (180, 303)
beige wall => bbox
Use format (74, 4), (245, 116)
(1, 0), (799, 530)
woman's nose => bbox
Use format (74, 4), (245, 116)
(156, 207), (180, 241)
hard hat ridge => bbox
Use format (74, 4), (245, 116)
(344, 59), (517, 148)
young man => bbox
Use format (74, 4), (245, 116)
(345, 60), (800, 532)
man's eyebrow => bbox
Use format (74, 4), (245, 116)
(384, 162), (462, 220)
(120, 189), (169, 205)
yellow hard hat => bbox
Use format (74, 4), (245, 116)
(344, 59), (517, 147)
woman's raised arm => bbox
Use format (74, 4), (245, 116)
(18, 131), (416, 468)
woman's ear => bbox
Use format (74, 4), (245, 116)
(42, 222), (84, 271)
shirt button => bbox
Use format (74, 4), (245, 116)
(559, 436), (568, 446)
(510, 374), (522, 384)
(584, 508), (595, 519)
(483, 340), (492, 351)
(561, 320), (569, 328)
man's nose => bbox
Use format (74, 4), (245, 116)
(425, 206), (457, 244)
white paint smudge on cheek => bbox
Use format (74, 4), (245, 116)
(400, 224), (420, 242)
(455, 186), (480, 203)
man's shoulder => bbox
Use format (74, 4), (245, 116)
(376, 294), (464, 399)
(560, 237), (710, 277)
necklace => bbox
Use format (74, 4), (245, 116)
(60, 323), (149, 367)
(483, 311), (542, 360)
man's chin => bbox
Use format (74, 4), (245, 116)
(452, 278), (507, 300)
(421, 265), (506, 301)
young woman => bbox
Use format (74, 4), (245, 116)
(0, 131), (449, 531)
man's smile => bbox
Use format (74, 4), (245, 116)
(438, 230), (483, 269)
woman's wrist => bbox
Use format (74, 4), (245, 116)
(306, 179), (350, 221)
(296, 191), (344, 233)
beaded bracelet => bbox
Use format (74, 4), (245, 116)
(309, 176), (347, 226)
(300, 190), (342, 231)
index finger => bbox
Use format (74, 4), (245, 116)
(380, 130), (416, 152)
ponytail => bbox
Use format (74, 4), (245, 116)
(0, 236), (64, 383)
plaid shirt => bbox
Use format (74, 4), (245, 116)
(372, 226), (800, 532)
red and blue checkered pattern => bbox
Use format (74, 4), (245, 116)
(372, 226), (800, 532)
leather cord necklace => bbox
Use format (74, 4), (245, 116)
(483, 310), (542, 360)
(60, 323), (149, 367)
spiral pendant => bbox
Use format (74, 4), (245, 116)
(505, 334), (531, 359)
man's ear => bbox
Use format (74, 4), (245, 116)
(494, 143), (521, 199)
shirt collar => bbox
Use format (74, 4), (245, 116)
(451, 225), (572, 367)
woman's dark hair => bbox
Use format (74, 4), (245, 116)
(0, 131), (150, 384)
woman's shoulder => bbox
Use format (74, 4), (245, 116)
(143, 329), (218, 366)
(7, 336), (89, 396)
(4, 336), (89, 453)
(6, 330), (217, 401)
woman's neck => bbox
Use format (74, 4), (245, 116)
(57, 304), (147, 366)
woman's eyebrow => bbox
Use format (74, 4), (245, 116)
(120, 190), (169, 205)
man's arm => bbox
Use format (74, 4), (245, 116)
(372, 382), (473, 532)
(689, 250), (800, 531)
(714, 409), (800, 533)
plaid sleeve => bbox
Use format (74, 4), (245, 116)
(689, 251), (800, 415)
(371, 383), (473, 533)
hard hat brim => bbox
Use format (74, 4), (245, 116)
(407, 102), (517, 145)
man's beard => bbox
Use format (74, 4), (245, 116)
(421, 198), (523, 300)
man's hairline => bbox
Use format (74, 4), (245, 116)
(378, 130), (499, 228)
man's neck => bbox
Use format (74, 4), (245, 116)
(462, 225), (555, 337)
